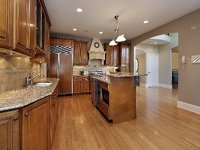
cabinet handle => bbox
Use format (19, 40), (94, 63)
(13, 116), (19, 121)
(25, 112), (29, 117)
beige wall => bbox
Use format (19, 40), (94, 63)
(158, 44), (172, 85)
(136, 54), (146, 84)
(172, 53), (179, 70)
(0, 55), (40, 92)
(131, 9), (200, 106)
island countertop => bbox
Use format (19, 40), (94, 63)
(107, 72), (136, 78)
(0, 78), (59, 112)
(92, 73), (136, 84)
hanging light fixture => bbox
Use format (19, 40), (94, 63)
(109, 15), (126, 46)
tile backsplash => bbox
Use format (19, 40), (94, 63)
(0, 55), (41, 92)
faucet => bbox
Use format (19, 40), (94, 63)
(26, 73), (40, 86)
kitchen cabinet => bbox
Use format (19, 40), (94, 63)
(27, 0), (37, 56)
(0, 0), (14, 49)
(0, 110), (19, 150)
(0, 0), (50, 58)
(50, 38), (74, 49)
(73, 41), (88, 65)
(104, 44), (120, 66)
(15, 0), (36, 57)
(73, 76), (90, 94)
(15, 0), (29, 55)
(21, 97), (50, 150)
(120, 44), (131, 72)
(44, 21), (50, 61)
(50, 86), (59, 146)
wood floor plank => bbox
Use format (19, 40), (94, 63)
(52, 87), (200, 150)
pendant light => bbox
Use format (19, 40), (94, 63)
(109, 39), (118, 46)
(109, 15), (126, 46)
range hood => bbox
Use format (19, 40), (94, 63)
(88, 38), (106, 60)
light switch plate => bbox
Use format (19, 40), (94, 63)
(191, 55), (200, 64)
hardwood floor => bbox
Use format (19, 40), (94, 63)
(52, 87), (200, 150)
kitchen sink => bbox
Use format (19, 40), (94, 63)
(33, 82), (53, 87)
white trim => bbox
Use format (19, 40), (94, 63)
(177, 101), (200, 114)
(159, 84), (172, 89)
(140, 83), (148, 88)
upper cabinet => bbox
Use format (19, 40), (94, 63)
(104, 43), (131, 72)
(104, 44), (120, 66)
(0, 0), (14, 49)
(0, 0), (51, 58)
(73, 41), (88, 65)
(15, 0), (36, 57)
(120, 44), (131, 72)
(50, 38), (74, 48)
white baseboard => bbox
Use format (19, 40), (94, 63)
(177, 101), (200, 114)
(140, 83), (148, 88)
(159, 84), (172, 89)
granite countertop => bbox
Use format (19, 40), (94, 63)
(92, 76), (110, 84)
(0, 78), (59, 112)
(107, 72), (136, 77)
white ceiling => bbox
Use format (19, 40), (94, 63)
(44, 0), (200, 40)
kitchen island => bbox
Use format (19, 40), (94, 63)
(92, 73), (136, 123)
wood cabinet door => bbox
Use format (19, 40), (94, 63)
(73, 78), (80, 94)
(0, 110), (19, 150)
(113, 45), (120, 66)
(121, 44), (130, 65)
(80, 42), (88, 65)
(44, 21), (50, 61)
(49, 53), (58, 78)
(105, 44), (113, 66)
(62, 39), (73, 48)
(73, 41), (81, 65)
(0, 0), (13, 49)
(50, 38), (61, 46)
(59, 53), (73, 94)
(22, 97), (50, 150)
(50, 85), (58, 146)
(27, 0), (36, 56)
(82, 78), (90, 93)
(15, 0), (28, 55)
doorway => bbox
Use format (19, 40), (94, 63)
(134, 33), (179, 91)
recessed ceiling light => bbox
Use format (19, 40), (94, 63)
(144, 20), (149, 24)
(73, 28), (77, 31)
(77, 8), (83, 13)
(99, 31), (103, 34)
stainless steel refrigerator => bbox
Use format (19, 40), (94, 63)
(49, 46), (73, 95)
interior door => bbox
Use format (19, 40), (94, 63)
(147, 53), (159, 87)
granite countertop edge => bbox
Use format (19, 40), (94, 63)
(0, 78), (59, 112)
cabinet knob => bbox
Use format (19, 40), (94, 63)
(13, 116), (19, 121)
(25, 112), (29, 117)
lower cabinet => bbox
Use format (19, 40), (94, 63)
(50, 86), (59, 146)
(21, 97), (50, 150)
(73, 76), (90, 94)
(0, 110), (19, 150)
(0, 86), (59, 150)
